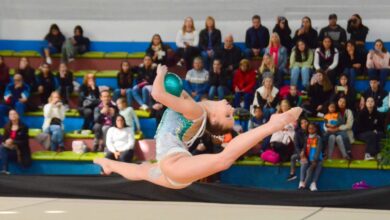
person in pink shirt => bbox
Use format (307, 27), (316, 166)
(367, 39), (390, 88)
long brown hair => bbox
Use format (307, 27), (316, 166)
(205, 16), (216, 30)
(317, 70), (333, 92)
(82, 72), (96, 86)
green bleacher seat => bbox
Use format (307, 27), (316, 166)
(28, 129), (42, 137)
(96, 70), (118, 77)
(65, 132), (95, 139)
(24, 111), (80, 117)
(78, 51), (105, 58)
(349, 160), (378, 169)
(54, 151), (82, 161)
(134, 110), (151, 118)
(0, 50), (15, 56)
(323, 159), (349, 168)
(32, 151), (57, 160)
(104, 52), (128, 59)
(127, 52), (146, 59)
(51, 53), (62, 58)
(13, 50), (41, 57)
(79, 152), (105, 161)
(74, 70), (98, 77)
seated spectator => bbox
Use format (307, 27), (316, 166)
(146, 34), (169, 65)
(2, 74), (30, 117)
(105, 115), (135, 163)
(244, 15), (270, 58)
(113, 61), (136, 106)
(93, 90), (118, 152)
(356, 97), (385, 160)
(286, 85), (302, 107)
(330, 74), (356, 111)
(131, 56), (157, 110)
(336, 97), (355, 156)
(248, 105), (266, 130)
(290, 40), (314, 90)
(258, 53), (281, 87)
(116, 98), (140, 133)
(319, 14), (347, 50)
(342, 40), (365, 87)
(214, 34), (243, 79)
(57, 63), (74, 108)
(366, 39), (390, 88)
(347, 14), (369, 52)
(43, 24), (65, 65)
(299, 122), (323, 191)
(314, 36), (339, 84)
(293, 16), (318, 50)
(184, 57), (209, 102)
(272, 16), (293, 54)
(199, 16), (222, 70)
(37, 63), (56, 106)
(306, 70), (333, 116)
(16, 57), (37, 92)
(233, 59), (256, 110)
(264, 32), (288, 86)
(61, 25), (90, 63)
(175, 17), (200, 69)
(79, 73), (100, 130)
(287, 117), (309, 181)
(43, 91), (65, 152)
(252, 75), (279, 120)
(208, 59), (229, 100)
(359, 75), (386, 110)
(0, 56), (10, 98)
(0, 110), (31, 174)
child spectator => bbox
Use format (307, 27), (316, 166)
(208, 59), (229, 100)
(61, 25), (90, 63)
(299, 123), (323, 191)
(105, 115), (135, 163)
(57, 63), (74, 108)
(0, 56), (10, 98)
(132, 56), (157, 110)
(330, 74), (356, 111)
(37, 63), (56, 106)
(146, 34), (169, 65)
(252, 75), (279, 120)
(314, 36), (339, 84)
(286, 85), (302, 107)
(258, 53), (280, 87)
(199, 16), (222, 70)
(272, 16), (293, 54)
(79, 73), (100, 130)
(233, 59), (256, 110)
(43, 91), (66, 152)
(342, 40), (365, 87)
(16, 57), (37, 92)
(264, 32), (288, 86)
(116, 97), (140, 133)
(244, 15), (270, 58)
(293, 16), (318, 50)
(366, 39), (390, 88)
(307, 70), (333, 116)
(176, 17), (200, 69)
(184, 57), (209, 102)
(248, 105), (266, 130)
(347, 14), (369, 51)
(359, 75), (386, 111)
(43, 24), (65, 64)
(214, 34), (243, 78)
(318, 14), (347, 50)
(290, 40), (313, 90)
(113, 61), (136, 107)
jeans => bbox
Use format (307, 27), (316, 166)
(61, 38), (87, 63)
(358, 131), (384, 156)
(113, 88), (133, 106)
(132, 85), (152, 106)
(43, 41), (60, 56)
(326, 132), (348, 158)
(80, 107), (94, 130)
(45, 125), (64, 151)
(200, 50), (214, 71)
(176, 47), (200, 70)
(58, 85), (73, 104)
(290, 67), (311, 89)
(300, 160), (323, 186)
(183, 81), (209, 102)
(290, 153), (299, 174)
(262, 106), (276, 121)
(343, 68), (358, 88)
(233, 92), (253, 110)
(0, 145), (17, 171)
(93, 124), (111, 152)
(105, 149), (134, 163)
(208, 85), (226, 100)
(368, 68), (390, 89)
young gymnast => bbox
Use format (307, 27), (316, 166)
(94, 64), (302, 189)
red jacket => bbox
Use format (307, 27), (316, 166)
(232, 68), (256, 93)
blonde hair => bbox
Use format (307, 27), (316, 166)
(258, 53), (275, 74)
(83, 72), (96, 86)
(48, 91), (62, 103)
(182, 17), (195, 34)
(268, 32), (281, 48)
(278, 99), (291, 113)
(205, 16), (216, 29)
(239, 59), (250, 70)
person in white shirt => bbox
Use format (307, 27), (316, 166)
(105, 115), (135, 162)
(43, 91), (66, 151)
(176, 17), (200, 70)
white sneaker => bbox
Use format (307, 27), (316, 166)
(176, 60), (183, 67)
(309, 182), (318, 191)
(46, 57), (52, 65)
(298, 181), (305, 189)
(140, 104), (149, 111)
(365, 153), (375, 161)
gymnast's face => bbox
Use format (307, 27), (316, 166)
(212, 99), (235, 130)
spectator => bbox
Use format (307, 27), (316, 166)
(318, 14), (347, 50)
(2, 74), (30, 117)
(61, 25), (90, 63)
(105, 115), (135, 163)
(214, 34), (243, 79)
(208, 59), (229, 100)
(199, 16), (222, 70)
(131, 56), (157, 110)
(37, 63), (56, 106)
(299, 123), (323, 191)
(286, 85), (302, 107)
(79, 73), (100, 130)
(113, 61), (136, 106)
(146, 34), (169, 65)
(244, 15), (270, 58)
(233, 59), (256, 110)
(273, 16), (293, 54)
(264, 32), (288, 86)
(0, 56), (10, 98)
(184, 57), (209, 102)
(116, 98), (140, 133)
(359, 76), (386, 110)
(151, 102), (166, 126)
(356, 97), (385, 160)
(258, 53), (281, 87)
(43, 91), (65, 152)
(287, 117), (309, 181)
(314, 36), (339, 84)
(292, 16), (318, 50)
(16, 57), (37, 92)
(290, 40), (314, 90)
(330, 74), (356, 111)
(347, 14), (369, 51)
(366, 39), (390, 88)
(336, 97), (355, 157)
(252, 75), (279, 120)
(43, 24), (65, 65)
(248, 105), (267, 130)
(57, 63), (74, 108)
(0, 110), (31, 175)
(342, 40), (365, 87)
(176, 17), (200, 69)
(93, 90), (118, 152)
(307, 70), (333, 116)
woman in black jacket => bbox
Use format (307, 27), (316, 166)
(0, 109), (31, 174)
(146, 34), (170, 65)
(273, 16), (293, 54)
(16, 57), (37, 92)
(306, 70), (333, 116)
(199, 16), (222, 70)
(293, 16), (318, 50)
(208, 59), (229, 100)
(79, 73), (100, 130)
(61, 25), (90, 63)
(43, 24), (65, 64)
(342, 40), (365, 87)
(57, 63), (74, 106)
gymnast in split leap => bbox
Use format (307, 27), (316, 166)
(94, 64), (302, 189)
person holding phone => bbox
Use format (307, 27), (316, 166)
(293, 16), (318, 50)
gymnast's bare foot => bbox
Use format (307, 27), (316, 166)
(94, 158), (113, 175)
(268, 107), (302, 131)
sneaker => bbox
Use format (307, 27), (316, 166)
(309, 182), (318, 191)
(298, 181), (305, 189)
(365, 153), (375, 161)
(46, 57), (52, 65)
(287, 173), (297, 181)
(140, 104), (149, 111)
(0, 170), (10, 175)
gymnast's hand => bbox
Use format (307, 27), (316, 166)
(157, 64), (168, 77)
